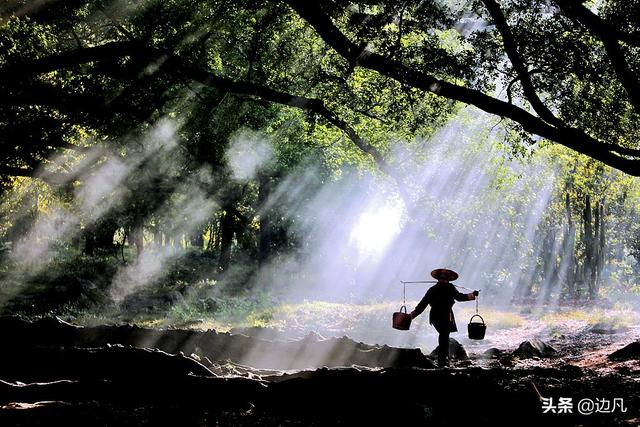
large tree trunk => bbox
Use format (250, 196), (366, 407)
(95, 219), (118, 253)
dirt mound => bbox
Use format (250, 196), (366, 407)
(608, 341), (640, 360)
(513, 338), (557, 358)
(0, 316), (435, 370)
(0, 344), (214, 383)
(228, 326), (292, 341)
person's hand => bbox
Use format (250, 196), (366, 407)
(410, 310), (417, 319)
(473, 290), (479, 297)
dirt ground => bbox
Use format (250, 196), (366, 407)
(0, 315), (638, 426)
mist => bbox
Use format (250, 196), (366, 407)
(0, 118), (219, 305)
(255, 108), (558, 308)
(0, 105), (637, 361)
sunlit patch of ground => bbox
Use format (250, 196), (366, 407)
(63, 300), (640, 372)
(567, 329), (640, 371)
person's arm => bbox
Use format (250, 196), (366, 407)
(454, 289), (479, 301)
(410, 292), (430, 319)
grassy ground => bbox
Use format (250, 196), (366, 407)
(63, 298), (639, 337)
(539, 307), (639, 329)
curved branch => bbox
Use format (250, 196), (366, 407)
(481, 0), (562, 126)
(282, 0), (640, 176)
(553, 0), (640, 113)
(0, 165), (72, 185)
(169, 61), (412, 201)
(171, 62), (388, 168)
(0, 41), (146, 80)
(3, 35), (640, 180)
(553, 0), (640, 48)
(0, 41), (400, 185)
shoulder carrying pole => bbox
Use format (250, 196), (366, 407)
(400, 280), (437, 284)
(400, 280), (475, 291)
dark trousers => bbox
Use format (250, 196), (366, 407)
(432, 322), (450, 366)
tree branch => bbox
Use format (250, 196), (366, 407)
(553, 0), (640, 48)
(0, 41), (146, 80)
(282, 0), (640, 176)
(4, 82), (113, 118)
(0, 165), (72, 185)
(0, 41), (396, 182)
(553, 0), (640, 113)
(481, 0), (562, 126)
(170, 60), (389, 169)
(3, 34), (640, 179)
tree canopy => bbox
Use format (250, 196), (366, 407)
(1, 0), (640, 181)
(1, 1), (640, 313)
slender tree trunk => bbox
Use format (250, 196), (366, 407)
(582, 194), (594, 300)
(538, 226), (554, 303)
(599, 203), (605, 273)
(132, 226), (144, 257)
(542, 225), (561, 304)
(562, 193), (577, 303)
(218, 209), (235, 272)
(154, 228), (162, 247)
(590, 202), (606, 299)
(84, 230), (96, 256)
(213, 219), (221, 251)
(206, 222), (214, 251)
(258, 175), (272, 266)
(591, 202), (600, 299)
(171, 233), (180, 254)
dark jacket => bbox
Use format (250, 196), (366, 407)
(413, 281), (473, 332)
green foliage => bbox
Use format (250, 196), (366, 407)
(1, 0), (640, 322)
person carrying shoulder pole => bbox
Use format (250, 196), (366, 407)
(409, 268), (479, 368)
